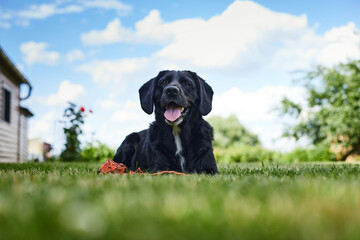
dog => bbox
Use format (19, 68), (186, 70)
(113, 70), (219, 174)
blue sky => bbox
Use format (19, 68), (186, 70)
(1, 0), (359, 153)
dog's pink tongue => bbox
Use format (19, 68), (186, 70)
(164, 106), (181, 122)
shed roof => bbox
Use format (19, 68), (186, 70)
(0, 46), (32, 88)
(19, 107), (34, 118)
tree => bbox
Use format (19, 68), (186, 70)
(280, 60), (360, 160)
(207, 114), (259, 148)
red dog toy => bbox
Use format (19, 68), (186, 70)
(98, 159), (187, 175)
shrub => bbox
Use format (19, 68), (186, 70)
(214, 145), (275, 164)
(60, 103), (92, 162)
(80, 141), (115, 162)
(277, 148), (309, 163)
(278, 144), (336, 163)
(208, 115), (259, 148)
(214, 144), (336, 164)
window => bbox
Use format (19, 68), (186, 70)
(2, 87), (11, 123)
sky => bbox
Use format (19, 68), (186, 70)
(1, 0), (359, 154)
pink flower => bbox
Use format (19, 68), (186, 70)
(89, 109), (93, 113)
(80, 106), (85, 112)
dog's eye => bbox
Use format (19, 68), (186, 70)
(159, 79), (168, 86)
(183, 80), (192, 87)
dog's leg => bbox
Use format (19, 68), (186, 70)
(113, 132), (142, 170)
(197, 150), (219, 174)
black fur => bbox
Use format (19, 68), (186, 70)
(113, 70), (219, 174)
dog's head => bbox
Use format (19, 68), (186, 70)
(139, 70), (213, 125)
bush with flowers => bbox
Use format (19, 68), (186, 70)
(60, 102), (92, 162)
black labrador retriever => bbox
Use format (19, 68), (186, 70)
(113, 70), (219, 174)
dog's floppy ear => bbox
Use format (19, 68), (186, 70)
(139, 77), (156, 114)
(196, 74), (214, 116)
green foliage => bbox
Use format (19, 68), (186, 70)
(208, 115), (273, 163)
(207, 115), (259, 148)
(278, 144), (336, 163)
(80, 141), (115, 162)
(280, 98), (302, 117)
(214, 146), (275, 164)
(280, 60), (360, 160)
(60, 103), (88, 162)
(207, 114), (336, 164)
(1, 162), (360, 240)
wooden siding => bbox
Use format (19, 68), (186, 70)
(19, 113), (28, 162)
(0, 72), (20, 163)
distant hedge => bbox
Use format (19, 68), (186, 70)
(80, 141), (115, 162)
(214, 144), (336, 164)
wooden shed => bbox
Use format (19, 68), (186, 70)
(0, 47), (33, 163)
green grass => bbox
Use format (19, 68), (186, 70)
(1, 162), (360, 240)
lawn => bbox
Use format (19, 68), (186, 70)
(1, 162), (360, 240)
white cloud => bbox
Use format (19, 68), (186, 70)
(1, 0), (131, 27)
(98, 98), (121, 110)
(99, 99), (120, 109)
(210, 86), (306, 121)
(272, 22), (360, 70)
(80, 2), (308, 68)
(44, 80), (85, 106)
(28, 111), (57, 143)
(123, 100), (139, 109)
(209, 86), (307, 150)
(18, 3), (82, 19)
(134, 10), (173, 44)
(20, 41), (60, 66)
(0, 21), (11, 29)
(109, 99), (150, 123)
(81, 10), (171, 45)
(317, 22), (360, 66)
(156, 2), (308, 69)
(66, 49), (85, 62)
(0, 10), (12, 20)
(80, 0), (132, 13)
(77, 57), (152, 92)
(80, 1), (359, 73)
(15, 19), (30, 27)
(111, 110), (142, 123)
(87, 98), (153, 147)
(76, 0), (360, 104)
(81, 18), (132, 46)
(98, 98), (140, 110)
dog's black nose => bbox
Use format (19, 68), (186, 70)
(165, 86), (179, 96)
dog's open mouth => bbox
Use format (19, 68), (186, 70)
(164, 102), (188, 123)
